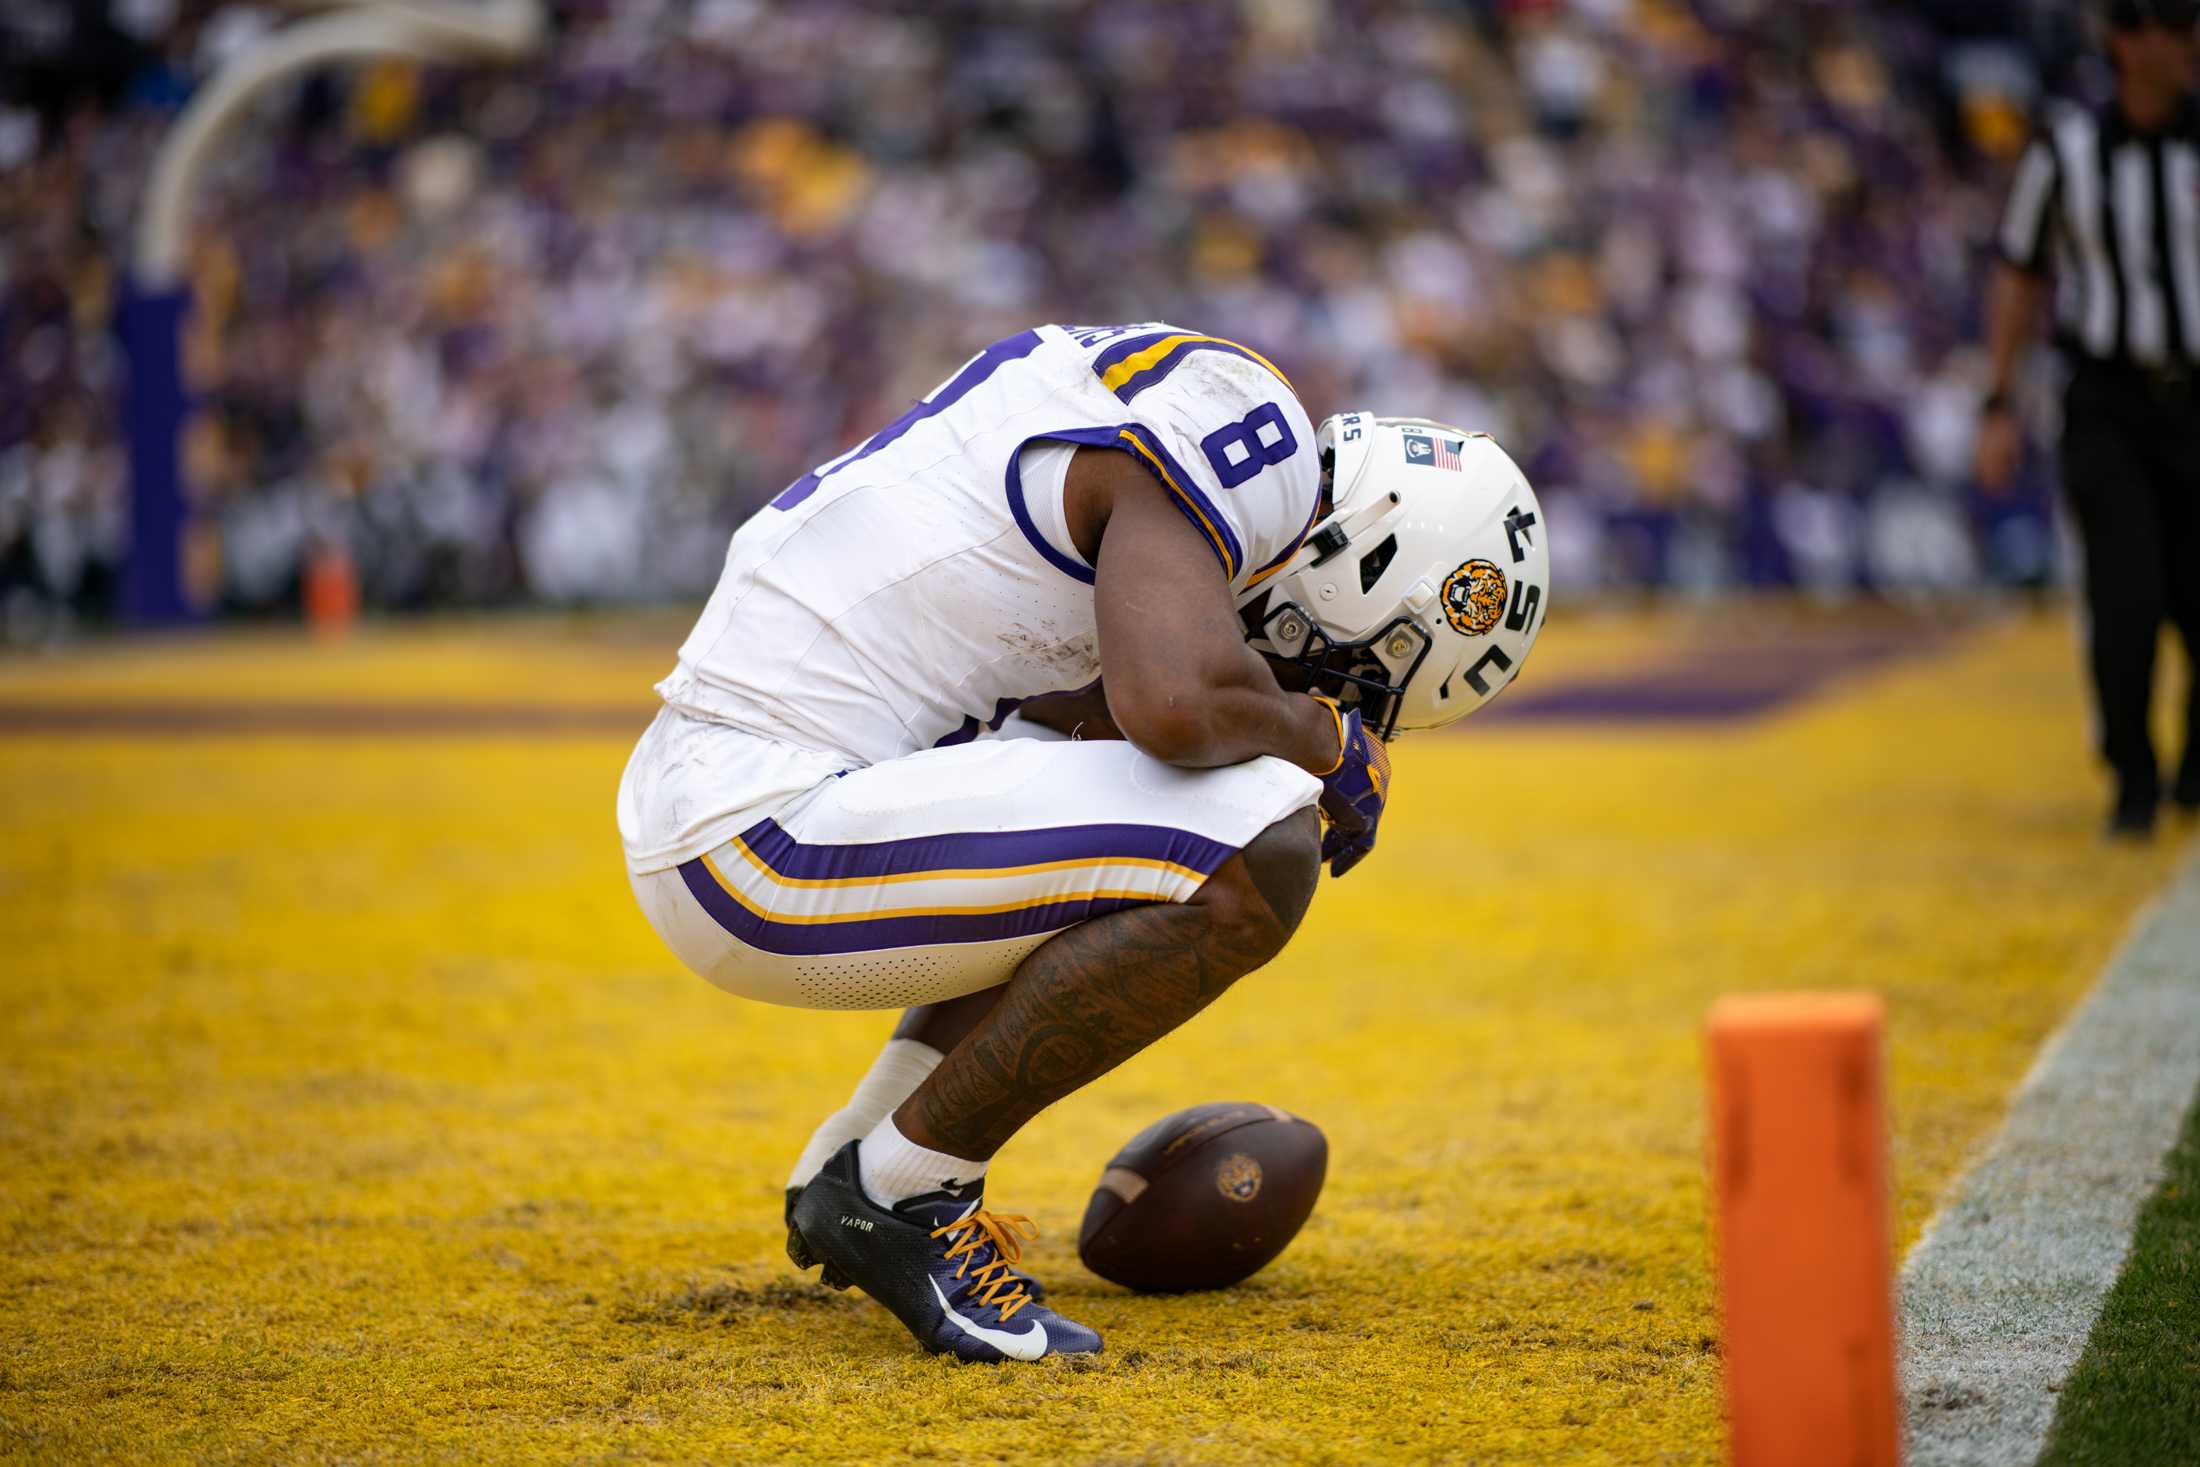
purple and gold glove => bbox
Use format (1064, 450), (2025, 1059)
(1312, 695), (1392, 878)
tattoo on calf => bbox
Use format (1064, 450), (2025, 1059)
(903, 886), (1285, 1159)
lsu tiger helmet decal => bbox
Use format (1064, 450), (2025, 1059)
(1441, 558), (1509, 637)
(1236, 413), (1549, 737)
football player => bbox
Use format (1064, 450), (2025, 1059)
(619, 323), (1548, 1361)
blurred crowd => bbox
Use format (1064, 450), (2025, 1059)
(0, 0), (2092, 630)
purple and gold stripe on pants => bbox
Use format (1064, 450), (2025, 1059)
(676, 817), (1237, 956)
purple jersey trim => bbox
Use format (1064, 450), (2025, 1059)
(772, 329), (1044, 511)
(1110, 337), (1284, 405)
(1117, 422), (1244, 579)
(1003, 427), (1128, 585)
(1005, 424), (1246, 585)
(932, 695), (1033, 748)
(1245, 474), (1325, 583)
(1088, 329), (1182, 381)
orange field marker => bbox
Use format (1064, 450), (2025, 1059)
(1706, 992), (1899, 1467)
(303, 542), (360, 639)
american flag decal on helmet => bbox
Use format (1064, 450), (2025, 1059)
(1401, 432), (1464, 470)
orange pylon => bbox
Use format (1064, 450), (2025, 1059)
(303, 542), (359, 639)
(1706, 992), (1899, 1467)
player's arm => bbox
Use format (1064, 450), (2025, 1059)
(1016, 684), (1125, 741)
(1072, 448), (1340, 774)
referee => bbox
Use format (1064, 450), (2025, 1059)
(1979, 0), (2200, 839)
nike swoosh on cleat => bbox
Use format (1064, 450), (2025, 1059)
(928, 1277), (1047, 1361)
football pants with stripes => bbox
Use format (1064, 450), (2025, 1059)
(627, 730), (1321, 1010)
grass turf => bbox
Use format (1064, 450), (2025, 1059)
(2037, 1081), (2200, 1466)
(0, 606), (2188, 1464)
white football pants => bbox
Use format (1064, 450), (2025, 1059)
(623, 713), (1318, 1010)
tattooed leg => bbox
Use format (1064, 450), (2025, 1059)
(890, 984), (1010, 1055)
(894, 808), (1320, 1160)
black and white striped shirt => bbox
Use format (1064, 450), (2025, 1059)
(1999, 98), (2200, 368)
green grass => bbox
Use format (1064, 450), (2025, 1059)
(2038, 1083), (2200, 1466)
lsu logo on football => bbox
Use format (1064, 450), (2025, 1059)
(1215, 1153), (1264, 1203)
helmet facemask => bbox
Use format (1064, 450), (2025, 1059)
(1238, 437), (1440, 740)
(1241, 596), (1433, 740)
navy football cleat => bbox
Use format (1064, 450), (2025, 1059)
(787, 1179), (1046, 1300)
(784, 1187), (851, 1289)
(790, 1141), (1099, 1362)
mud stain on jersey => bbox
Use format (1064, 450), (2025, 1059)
(994, 623), (1098, 679)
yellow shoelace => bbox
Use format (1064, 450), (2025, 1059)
(929, 1210), (1040, 1321)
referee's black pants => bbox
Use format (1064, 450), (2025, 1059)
(2060, 362), (2200, 808)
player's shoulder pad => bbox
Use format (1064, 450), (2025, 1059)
(1064, 323), (1300, 423)
(1057, 324), (1318, 584)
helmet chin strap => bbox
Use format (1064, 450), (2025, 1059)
(1321, 489), (1404, 556)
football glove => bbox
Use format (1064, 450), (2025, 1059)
(1312, 695), (1392, 878)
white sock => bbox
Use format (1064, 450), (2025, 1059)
(856, 1113), (988, 1209)
(785, 1038), (943, 1192)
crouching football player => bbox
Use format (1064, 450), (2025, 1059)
(618, 323), (1548, 1361)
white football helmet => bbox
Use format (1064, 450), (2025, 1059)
(1236, 412), (1549, 737)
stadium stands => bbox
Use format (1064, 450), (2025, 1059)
(0, 0), (2086, 629)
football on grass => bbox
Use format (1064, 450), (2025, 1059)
(1077, 1102), (1327, 1292)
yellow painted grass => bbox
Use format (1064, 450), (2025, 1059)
(0, 608), (2188, 1465)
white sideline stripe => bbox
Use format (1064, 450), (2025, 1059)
(1898, 840), (2200, 1467)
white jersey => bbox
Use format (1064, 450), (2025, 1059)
(657, 322), (1322, 766)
